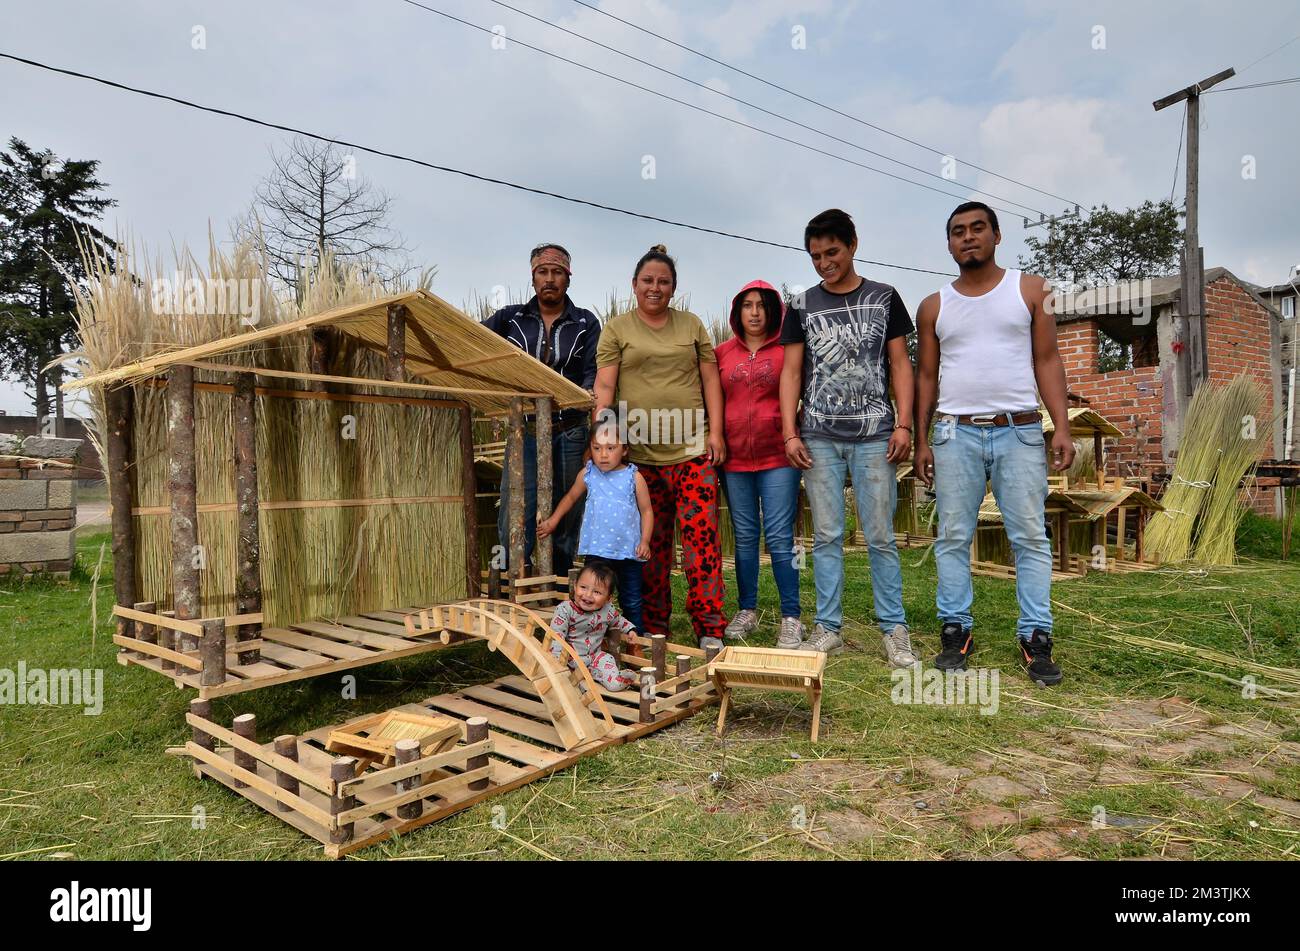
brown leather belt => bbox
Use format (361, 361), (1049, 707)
(953, 411), (1041, 427)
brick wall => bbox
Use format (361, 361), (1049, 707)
(0, 434), (82, 579)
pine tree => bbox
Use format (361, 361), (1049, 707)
(0, 137), (116, 429)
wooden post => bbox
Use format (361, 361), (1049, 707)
(460, 403), (480, 598)
(394, 738), (423, 820)
(308, 329), (330, 392)
(233, 371), (262, 663)
(505, 397), (526, 584)
(189, 699), (213, 752)
(639, 667), (656, 723)
(168, 366), (201, 643)
(105, 385), (137, 638)
(386, 303), (407, 381)
(488, 566), (502, 599)
(1056, 512), (1070, 572)
(705, 643), (722, 664)
(675, 655), (691, 708)
(198, 618), (226, 688)
(651, 634), (667, 682)
(535, 396), (554, 579)
(465, 716), (489, 791)
(273, 735), (299, 812)
(330, 758), (357, 845)
(1116, 506), (1127, 562)
(232, 713), (256, 789)
(1093, 432), (1104, 488)
(131, 600), (157, 659)
(1135, 509), (1147, 564)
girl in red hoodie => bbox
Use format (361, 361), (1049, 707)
(717, 281), (806, 649)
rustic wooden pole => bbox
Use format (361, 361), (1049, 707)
(232, 713), (256, 788)
(394, 738), (423, 820)
(273, 735), (299, 812)
(1093, 432), (1104, 488)
(488, 566), (502, 599)
(131, 600), (156, 659)
(535, 396), (554, 579)
(198, 618), (226, 688)
(308, 329), (330, 392)
(465, 716), (490, 791)
(639, 667), (656, 723)
(675, 654), (691, 708)
(330, 758), (357, 845)
(651, 634), (667, 682)
(386, 303), (407, 381)
(460, 403), (481, 598)
(105, 385), (137, 638)
(232, 371), (262, 663)
(160, 609), (177, 672)
(168, 366), (201, 645)
(1115, 506), (1127, 562)
(1135, 509), (1147, 563)
(189, 699), (213, 753)
(705, 643), (721, 664)
(505, 397), (526, 584)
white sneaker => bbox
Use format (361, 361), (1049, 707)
(799, 623), (844, 655)
(881, 624), (919, 668)
(776, 616), (806, 650)
(724, 609), (759, 640)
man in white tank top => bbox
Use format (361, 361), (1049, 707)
(912, 202), (1076, 686)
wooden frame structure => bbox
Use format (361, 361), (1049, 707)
(709, 646), (826, 742)
(69, 290), (594, 693)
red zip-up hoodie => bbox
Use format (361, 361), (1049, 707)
(716, 280), (790, 472)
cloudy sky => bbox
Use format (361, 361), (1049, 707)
(2, 0), (1298, 416)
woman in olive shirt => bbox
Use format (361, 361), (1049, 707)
(593, 246), (729, 649)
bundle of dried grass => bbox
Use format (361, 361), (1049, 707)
(1146, 383), (1226, 562)
(1193, 376), (1268, 565)
(69, 235), (466, 626)
(1147, 375), (1269, 565)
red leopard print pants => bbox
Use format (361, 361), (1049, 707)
(640, 455), (727, 642)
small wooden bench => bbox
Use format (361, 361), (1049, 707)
(708, 646), (827, 742)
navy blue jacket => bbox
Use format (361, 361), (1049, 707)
(482, 295), (600, 393)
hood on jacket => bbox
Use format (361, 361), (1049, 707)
(729, 279), (785, 342)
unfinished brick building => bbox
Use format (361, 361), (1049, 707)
(1054, 267), (1285, 514)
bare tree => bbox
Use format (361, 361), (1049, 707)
(237, 136), (413, 290)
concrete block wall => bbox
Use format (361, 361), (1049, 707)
(0, 433), (82, 579)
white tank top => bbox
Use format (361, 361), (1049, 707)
(935, 268), (1040, 416)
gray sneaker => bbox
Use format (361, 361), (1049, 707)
(881, 624), (919, 668)
(799, 623), (845, 655)
(725, 609), (759, 640)
(776, 616), (806, 650)
(699, 635), (725, 653)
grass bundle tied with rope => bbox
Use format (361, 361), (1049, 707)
(1147, 375), (1269, 566)
(67, 236), (466, 626)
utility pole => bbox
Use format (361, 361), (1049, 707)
(1023, 206), (1082, 286)
(1154, 67), (1234, 399)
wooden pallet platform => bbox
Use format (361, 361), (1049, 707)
(114, 610), (478, 700)
(181, 654), (717, 857)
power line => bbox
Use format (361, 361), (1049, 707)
(1205, 75), (1300, 93)
(567, 0), (1088, 210)
(0, 51), (959, 277)
(1169, 100), (1186, 204)
(459, 0), (1045, 217)
(395, 0), (1027, 219)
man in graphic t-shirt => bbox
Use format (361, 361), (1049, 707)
(779, 209), (918, 665)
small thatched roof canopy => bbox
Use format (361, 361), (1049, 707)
(65, 289), (592, 415)
(1061, 486), (1164, 520)
(1041, 407), (1123, 438)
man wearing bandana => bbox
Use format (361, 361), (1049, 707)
(483, 244), (601, 577)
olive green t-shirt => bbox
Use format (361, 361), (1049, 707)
(595, 308), (716, 466)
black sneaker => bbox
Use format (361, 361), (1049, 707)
(1019, 629), (1063, 686)
(934, 622), (973, 670)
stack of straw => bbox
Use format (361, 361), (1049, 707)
(1147, 375), (1268, 565)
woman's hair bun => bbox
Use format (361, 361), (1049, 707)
(649, 244), (667, 254)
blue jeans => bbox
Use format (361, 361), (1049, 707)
(930, 416), (1053, 639)
(802, 436), (906, 634)
(585, 556), (644, 633)
(498, 423), (588, 577)
(722, 466), (802, 618)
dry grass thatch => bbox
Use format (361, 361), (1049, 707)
(67, 236), (469, 625)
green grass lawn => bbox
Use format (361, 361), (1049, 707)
(2, 519), (1298, 861)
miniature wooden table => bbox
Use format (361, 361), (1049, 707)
(707, 646), (827, 741)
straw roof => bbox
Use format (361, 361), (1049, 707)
(1041, 407), (1123, 438)
(64, 289), (592, 415)
(978, 490), (1088, 524)
(1061, 486), (1164, 520)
